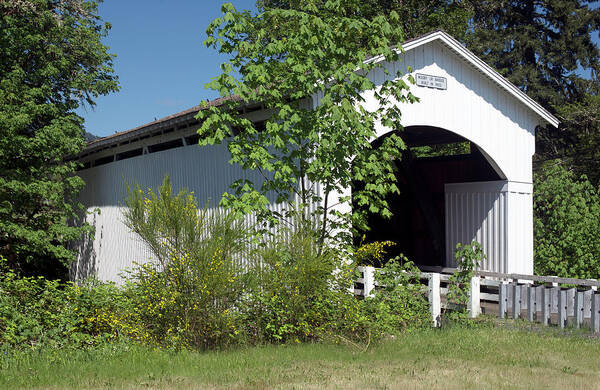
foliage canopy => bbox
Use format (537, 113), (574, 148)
(258, 0), (472, 41)
(197, 1), (417, 247)
(0, 0), (119, 277)
(464, 0), (600, 179)
(533, 162), (600, 279)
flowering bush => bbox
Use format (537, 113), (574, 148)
(0, 256), (143, 348)
(0, 176), (432, 352)
(122, 176), (251, 349)
(124, 251), (248, 349)
(354, 238), (396, 267)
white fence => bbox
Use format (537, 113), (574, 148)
(355, 266), (600, 333)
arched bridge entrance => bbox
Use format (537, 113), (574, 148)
(355, 126), (502, 268)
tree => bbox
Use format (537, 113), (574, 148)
(466, 1), (600, 108)
(464, 1), (600, 174)
(0, 0), (119, 277)
(257, 0), (472, 41)
(554, 92), (600, 186)
(533, 162), (600, 279)
(197, 1), (417, 248)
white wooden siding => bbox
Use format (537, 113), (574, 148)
(358, 40), (541, 183)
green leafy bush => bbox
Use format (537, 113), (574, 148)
(122, 176), (251, 349)
(242, 221), (363, 344)
(0, 257), (141, 349)
(0, 176), (438, 352)
(0, 269), (75, 348)
(447, 241), (485, 309)
(359, 256), (430, 338)
(534, 162), (600, 279)
(74, 279), (149, 344)
(444, 241), (485, 324)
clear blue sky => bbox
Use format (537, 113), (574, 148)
(78, 1), (257, 138)
(80, 1), (599, 138)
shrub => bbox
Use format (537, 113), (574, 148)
(0, 257), (142, 349)
(358, 256), (430, 338)
(122, 176), (251, 349)
(73, 279), (149, 344)
(447, 241), (485, 309)
(1, 174), (441, 352)
(0, 267), (77, 348)
(354, 238), (395, 267)
(534, 162), (600, 279)
(444, 241), (485, 323)
(241, 220), (363, 344)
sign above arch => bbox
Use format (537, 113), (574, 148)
(369, 30), (559, 129)
(362, 31), (558, 183)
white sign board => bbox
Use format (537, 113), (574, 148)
(416, 73), (447, 90)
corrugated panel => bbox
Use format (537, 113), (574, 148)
(74, 142), (314, 283)
(445, 182), (507, 272)
(445, 181), (533, 273)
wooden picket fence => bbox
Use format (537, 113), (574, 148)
(355, 266), (600, 333)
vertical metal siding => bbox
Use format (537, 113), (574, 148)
(444, 181), (533, 274)
(444, 182), (509, 272)
(74, 141), (308, 283)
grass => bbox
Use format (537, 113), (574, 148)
(1, 321), (600, 389)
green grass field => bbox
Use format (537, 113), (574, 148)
(2, 322), (599, 389)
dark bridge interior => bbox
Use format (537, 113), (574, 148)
(353, 126), (501, 267)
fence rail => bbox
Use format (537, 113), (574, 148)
(355, 266), (600, 333)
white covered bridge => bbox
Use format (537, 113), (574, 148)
(73, 31), (558, 283)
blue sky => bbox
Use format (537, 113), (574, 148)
(78, 1), (257, 138)
(81, 1), (599, 138)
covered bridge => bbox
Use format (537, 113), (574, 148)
(73, 31), (558, 282)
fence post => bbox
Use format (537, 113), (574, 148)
(512, 283), (521, 319)
(499, 282), (507, 319)
(558, 289), (567, 328)
(527, 285), (535, 322)
(541, 286), (550, 326)
(363, 266), (375, 298)
(567, 288), (576, 320)
(576, 290), (584, 328)
(469, 276), (480, 318)
(428, 273), (441, 327)
(592, 291), (600, 333)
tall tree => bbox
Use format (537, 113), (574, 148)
(198, 1), (417, 248)
(0, 0), (119, 277)
(258, 0), (471, 41)
(464, 0), (600, 174)
(554, 91), (600, 185)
